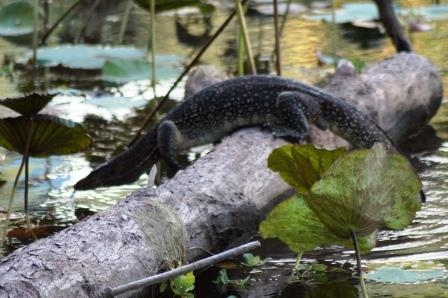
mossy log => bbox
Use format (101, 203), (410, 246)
(0, 53), (442, 297)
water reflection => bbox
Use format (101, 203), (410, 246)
(0, 0), (447, 295)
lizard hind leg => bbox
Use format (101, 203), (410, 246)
(273, 91), (323, 143)
(157, 120), (183, 174)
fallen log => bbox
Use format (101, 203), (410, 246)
(0, 53), (442, 297)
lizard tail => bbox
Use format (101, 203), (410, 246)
(74, 130), (160, 190)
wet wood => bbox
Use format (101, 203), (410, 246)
(0, 53), (442, 297)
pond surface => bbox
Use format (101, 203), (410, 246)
(0, 0), (448, 296)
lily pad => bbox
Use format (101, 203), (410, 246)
(308, 144), (422, 239)
(268, 144), (347, 194)
(134, 0), (214, 14)
(0, 93), (55, 117)
(102, 55), (183, 83)
(366, 267), (445, 283)
(307, 3), (379, 23)
(0, 0), (36, 36)
(23, 45), (146, 70)
(260, 196), (377, 254)
(0, 114), (91, 157)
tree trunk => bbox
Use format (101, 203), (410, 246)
(0, 53), (442, 297)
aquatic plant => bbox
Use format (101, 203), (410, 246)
(260, 144), (422, 297)
(0, 93), (91, 237)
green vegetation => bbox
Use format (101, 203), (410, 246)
(0, 93), (91, 237)
(261, 144), (422, 296)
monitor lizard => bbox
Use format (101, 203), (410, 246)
(74, 75), (397, 190)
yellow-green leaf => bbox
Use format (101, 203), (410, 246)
(260, 196), (377, 254)
(308, 144), (422, 238)
(268, 144), (347, 194)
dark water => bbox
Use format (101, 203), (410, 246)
(0, 0), (448, 296)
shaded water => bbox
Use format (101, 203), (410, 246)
(0, 0), (448, 296)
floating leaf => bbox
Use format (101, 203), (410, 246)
(260, 196), (377, 254)
(308, 144), (422, 238)
(0, 115), (91, 157)
(21, 45), (146, 69)
(0, 1), (36, 36)
(134, 0), (214, 14)
(0, 93), (55, 116)
(366, 267), (445, 284)
(102, 55), (182, 83)
(307, 3), (379, 23)
(268, 144), (347, 193)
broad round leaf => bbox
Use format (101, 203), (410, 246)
(260, 196), (377, 254)
(0, 93), (55, 116)
(0, 115), (91, 157)
(268, 144), (347, 193)
(0, 1), (35, 36)
(23, 45), (146, 69)
(308, 144), (422, 238)
(101, 55), (183, 83)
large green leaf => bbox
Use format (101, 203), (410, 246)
(0, 115), (91, 157)
(260, 196), (377, 254)
(308, 144), (422, 239)
(0, 1), (35, 36)
(268, 144), (347, 194)
(0, 93), (55, 116)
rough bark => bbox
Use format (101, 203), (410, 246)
(0, 53), (442, 297)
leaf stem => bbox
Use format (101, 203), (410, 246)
(350, 229), (368, 298)
(292, 250), (303, 273)
(2, 155), (25, 240)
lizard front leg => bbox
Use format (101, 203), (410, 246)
(157, 120), (183, 173)
(272, 91), (327, 143)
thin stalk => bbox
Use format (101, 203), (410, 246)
(237, 25), (244, 75)
(331, 0), (338, 67)
(2, 155), (26, 239)
(350, 230), (368, 298)
(279, 0), (292, 35)
(270, 0), (292, 62)
(32, 0), (39, 74)
(118, 0), (133, 44)
(76, 0), (101, 43)
(111, 241), (261, 296)
(234, 0), (256, 74)
(273, 0), (282, 75)
(129, 0), (249, 146)
(292, 251), (303, 273)
(23, 121), (35, 236)
(40, 0), (83, 45)
(150, 0), (157, 96)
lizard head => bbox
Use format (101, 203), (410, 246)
(73, 153), (154, 190)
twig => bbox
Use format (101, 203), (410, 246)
(273, 0), (281, 75)
(110, 240), (261, 296)
(129, 0), (249, 146)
